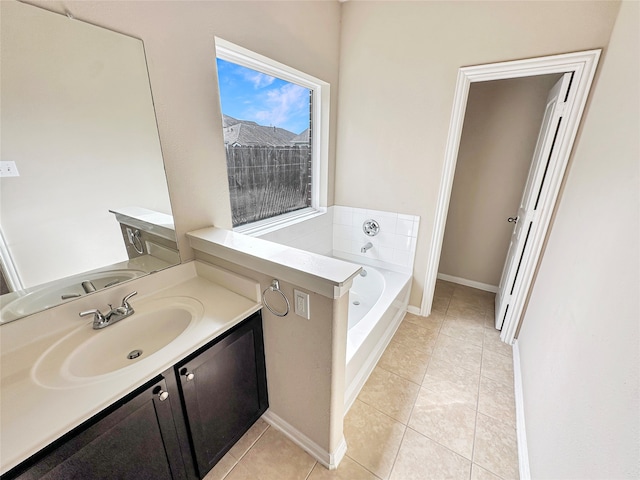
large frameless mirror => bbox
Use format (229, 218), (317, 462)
(0, 1), (179, 323)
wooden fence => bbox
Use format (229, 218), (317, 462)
(225, 145), (311, 227)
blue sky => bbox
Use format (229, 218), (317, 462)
(216, 58), (310, 135)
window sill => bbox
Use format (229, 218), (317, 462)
(233, 207), (327, 238)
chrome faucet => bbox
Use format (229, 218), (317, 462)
(80, 291), (137, 329)
(361, 242), (373, 253)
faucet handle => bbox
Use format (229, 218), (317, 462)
(79, 309), (106, 323)
(121, 291), (137, 311)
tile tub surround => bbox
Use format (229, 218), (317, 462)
(248, 206), (420, 275)
(204, 280), (519, 480)
(332, 206), (419, 274)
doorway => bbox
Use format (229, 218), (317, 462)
(437, 74), (561, 293)
(421, 50), (601, 344)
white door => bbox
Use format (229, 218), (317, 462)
(495, 73), (572, 330)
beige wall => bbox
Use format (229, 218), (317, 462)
(24, 0), (342, 264)
(336, 1), (620, 307)
(438, 75), (559, 287)
(518, 1), (639, 477)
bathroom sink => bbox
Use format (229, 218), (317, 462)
(1, 269), (147, 322)
(32, 296), (204, 388)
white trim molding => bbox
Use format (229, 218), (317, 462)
(0, 227), (23, 292)
(421, 50), (601, 345)
(513, 340), (531, 480)
(215, 37), (331, 228)
(436, 273), (498, 293)
(262, 410), (347, 470)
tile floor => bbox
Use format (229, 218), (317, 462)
(205, 280), (519, 480)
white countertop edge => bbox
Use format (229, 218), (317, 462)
(109, 207), (176, 242)
(0, 262), (261, 475)
(187, 227), (361, 299)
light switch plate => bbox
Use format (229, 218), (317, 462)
(0, 161), (20, 177)
(294, 289), (310, 319)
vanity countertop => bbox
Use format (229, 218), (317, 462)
(0, 261), (261, 475)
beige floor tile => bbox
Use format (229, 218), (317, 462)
(358, 366), (421, 424)
(377, 339), (431, 384)
(478, 375), (516, 428)
(441, 316), (485, 346)
(203, 451), (237, 480)
(482, 328), (513, 358)
(403, 311), (444, 332)
(433, 334), (483, 373)
(232, 426), (315, 480)
(474, 413), (519, 480)
(223, 461), (255, 480)
(344, 399), (406, 479)
(308, 456), (379, 480)
(483, 312), (496, 329)
(471, 463), (504, 480)
(446, 300), (486, 324)
(391, 321), (439, 355)
(228, 418), (269, 460)
(408, 387), (477, 459)
(432, 294), (451, 314)
(435, 280), (456, 298)
(451, 287), (492, 309)
(481, 349), (514, 385)
(389, 428), (471, 480)
(422, 356), (480, 408)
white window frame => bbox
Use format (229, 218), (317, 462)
(214, 37), (330, 236)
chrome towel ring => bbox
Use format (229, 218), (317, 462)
(262, 279), (290, 317)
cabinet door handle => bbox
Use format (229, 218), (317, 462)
(157, 390), (169, 401)
(180, 368), (195, 382)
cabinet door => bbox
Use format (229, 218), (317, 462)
(8, 378), (187, 480)
(177, 313), (268, 478)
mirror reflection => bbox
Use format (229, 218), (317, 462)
(0, 1), (179, 322)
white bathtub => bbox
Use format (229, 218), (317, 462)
(343, 263), (412, 412)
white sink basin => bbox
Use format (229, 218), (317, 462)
(1, 269), (147, 322)
(32, 296), (204, 388)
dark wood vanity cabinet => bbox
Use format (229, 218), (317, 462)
(176, 311), (269, 477)
(6, 378), (187, 480)
(3, 312), (268, 480)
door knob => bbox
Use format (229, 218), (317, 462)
(180, 368), (195, 381)
(507, 217), (519, 223)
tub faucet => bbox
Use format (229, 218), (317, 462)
(361, 242), (373, 253)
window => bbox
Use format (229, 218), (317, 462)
(215, 38), (329, 232)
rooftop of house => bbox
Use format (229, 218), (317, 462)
(222, 115), (309, 147)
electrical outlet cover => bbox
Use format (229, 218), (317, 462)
(293, 289), (310, 319)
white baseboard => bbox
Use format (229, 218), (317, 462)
(261, 409), (347, 470)
(436, 273), (498, 293)
(512, 340), (531, 480)
(406, 305), (421, 315)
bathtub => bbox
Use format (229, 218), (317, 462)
(343, 263), (412, 412)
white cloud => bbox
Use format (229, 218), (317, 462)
(245, 71), (276, 89)
(253, 83), (308, 130)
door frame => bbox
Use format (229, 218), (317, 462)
(420, 50), (601, 344)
